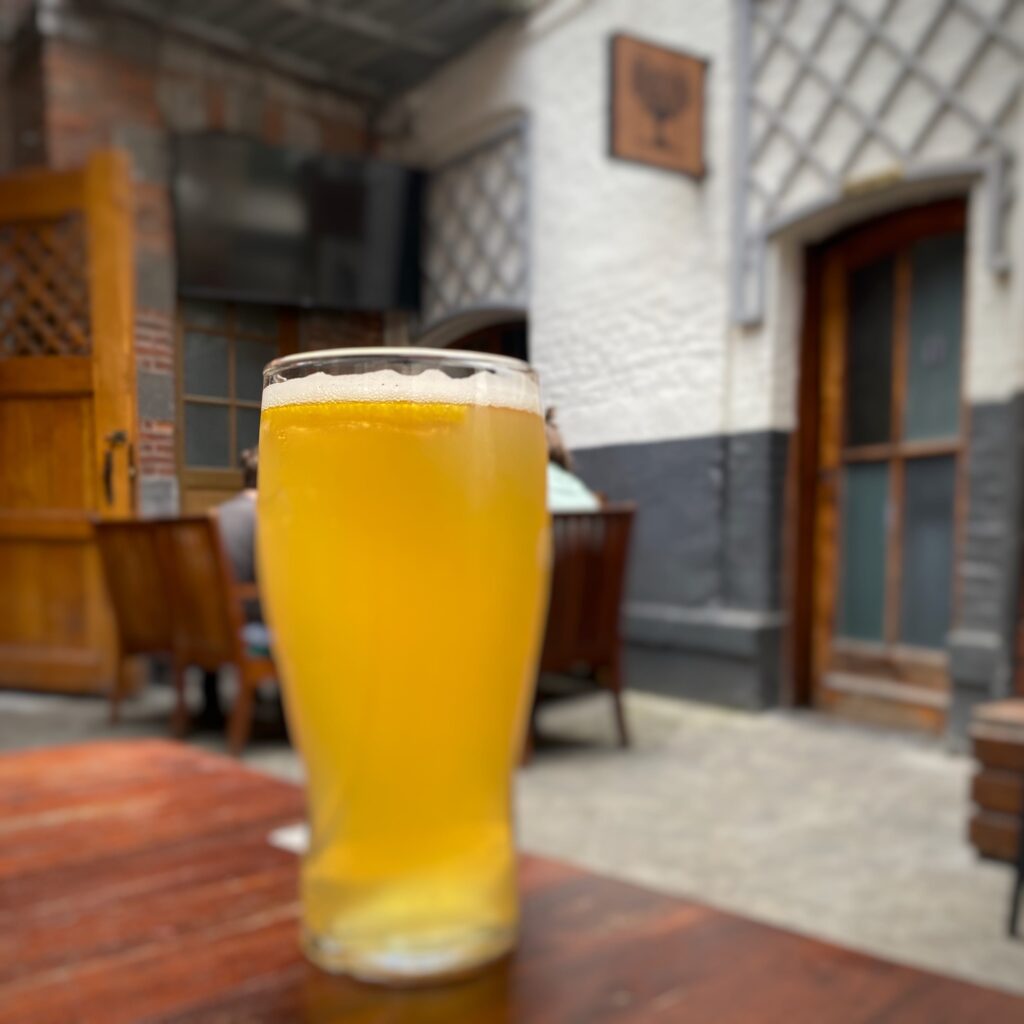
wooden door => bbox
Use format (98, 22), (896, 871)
(811, 201), (966, 731)
(0, 151), (136, 693)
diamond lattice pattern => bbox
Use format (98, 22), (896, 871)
(422, 126), (528, 326)
(0, 214), (90, 356)
(737, 0), (1023, 322)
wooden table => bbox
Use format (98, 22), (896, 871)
(2, 741), (1022, 1023)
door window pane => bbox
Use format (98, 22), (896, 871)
(838, 461), (889, 642)
(183, 332), (229, 398)
(905, 234), (963, 441)
(235, 338), (279, 402)
(846, 258), (894, 447)
(184, 403), (230, 467)
(900, 455), (956, 648)
(236, 406), (261, 460)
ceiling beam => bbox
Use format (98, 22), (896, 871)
(277, 0), (443, 57)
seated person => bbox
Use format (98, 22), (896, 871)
(545, 407), (600, 513)
(200, 448), (262, 726)
(217, 447), (259, 608)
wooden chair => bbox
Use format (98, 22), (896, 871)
(968, 700), (1024, 937)
(160, 515), (276, 754)
(96, 516), (275, 752)
(534, 504), (636, 750)
(93, 520), (175, 725)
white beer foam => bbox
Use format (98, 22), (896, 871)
(262, 367), (540, 414)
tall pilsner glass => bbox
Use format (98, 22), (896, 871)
(258, 349), (549, 984)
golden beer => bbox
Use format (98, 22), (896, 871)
(258, 351), (548, 982)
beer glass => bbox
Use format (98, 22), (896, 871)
(258, 348), (549, 983)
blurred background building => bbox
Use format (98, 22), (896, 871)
(1, 0), (1022, 743)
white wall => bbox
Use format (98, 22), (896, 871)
(965, 159), (1024, 406)
(390, 0), (735, 451)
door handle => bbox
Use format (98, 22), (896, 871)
(103, 430), (128, 507)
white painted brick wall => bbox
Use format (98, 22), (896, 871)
(392, 0), (1024, 449)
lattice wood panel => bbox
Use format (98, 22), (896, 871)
(0, 214), (91, 356)
(422, 124), (529, 327)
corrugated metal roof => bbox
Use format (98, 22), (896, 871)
(93, 0), (529, 101)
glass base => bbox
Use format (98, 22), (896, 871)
(303, 923), (516, 986)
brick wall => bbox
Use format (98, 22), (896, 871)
(18, 7), (372, 514)
(2, 27), (44, 170)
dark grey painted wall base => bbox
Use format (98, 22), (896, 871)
(947, 394), (1024, 739)
(625, 642), (778, 711)
(574, 430), (789, 612)
(573, 430), (789, 712)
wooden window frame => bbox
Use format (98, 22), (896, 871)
(835, 228), (965, 658)
(176, 303), (297, 492)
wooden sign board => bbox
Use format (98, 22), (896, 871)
(609, 34), (706, 179)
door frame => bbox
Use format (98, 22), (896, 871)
(786, 198), (969, 722)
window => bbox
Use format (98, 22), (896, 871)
(833, 228), (965, 653)
(178, 301), (286, 480)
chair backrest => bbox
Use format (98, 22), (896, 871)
(540, 504), (636, 675)
(93, 520), (173, 656)
(159, 515), (245, 671)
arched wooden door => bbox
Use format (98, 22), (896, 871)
(809, 201), (966, 731)
(0, 151), (136, 693)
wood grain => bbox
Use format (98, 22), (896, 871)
(536, 506), (635, 749)
(85, 150), (137, 520)
(972, 769), (1024, 816)
(969, 702), (1024, 863)
(970, 810), (1020, 862)
(93, 518), (276, 747)
(785, 245), (823, 706)
(0, 152), (136, 695)
(1016, 580), (1024, 695)
(810, 247), (845, 693)
(1, 740), (1021, 1023)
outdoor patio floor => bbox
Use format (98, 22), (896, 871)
(1, 683), (1021, 995)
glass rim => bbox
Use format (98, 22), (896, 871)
(263, 346), (534, 382)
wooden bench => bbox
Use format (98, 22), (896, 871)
(533, 504), (636, 750)
(94, 516), (275, 753)
(967, 699), (1024, 934)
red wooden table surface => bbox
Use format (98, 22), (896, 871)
(1, 740), (1021, 1023)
